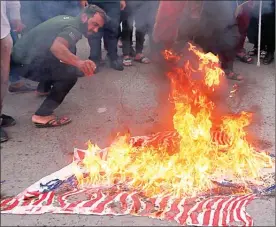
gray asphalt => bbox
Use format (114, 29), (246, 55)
(1, 38), (275, 226)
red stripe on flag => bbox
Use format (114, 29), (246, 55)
(0, 198), (13, 208)
(82, 190), (103, 208)
(202, 197), (222, 225)
(228, 196), (248, 225)
(130, 193), (141, 214)
(45, 192), (55, 206)
(165, 198), (181, 221)
(92, 193), (121, 214)
(212, 197), (233, 226)
(3, 199), (19, 211)
(32, 193), (48, 206)
(142, 197), (157, 215)
(189, 197), (212, 225)
(177, 197), (198, 225)
(119, 192), (129, 213)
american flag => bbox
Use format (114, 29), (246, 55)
(1, 132), (267, 226)
(1, 187), (256, 226)
(1, 152), (257, 225)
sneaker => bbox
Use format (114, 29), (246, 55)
(1, 114), (16, 127)
(0, 128), (8, 143)
(8, 82), (36, 93)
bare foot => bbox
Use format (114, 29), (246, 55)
(32, 115), (56, 124)
(134, 53), (151, 64)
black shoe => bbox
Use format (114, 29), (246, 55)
(1, 114), (16, 127)
(109, 59), (124, 71)
(0, 128), (8, 143)
(263, 52), (274, 65)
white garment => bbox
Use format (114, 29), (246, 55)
(1, 0), (21, 39)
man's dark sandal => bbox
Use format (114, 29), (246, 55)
(1, 114), (16, 127)
(34, 117), (72, 128)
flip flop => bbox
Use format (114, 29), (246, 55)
(134, 56), (151, 64)
(236, 52), (253, 64)
(123, 57), (132, 66)
(33, 116), (72, 128)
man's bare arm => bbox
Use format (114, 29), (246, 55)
(50, 37), (81, 67)
(50, 37), (96, 76)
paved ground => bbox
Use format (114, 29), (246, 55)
(1, 38), (275, 226)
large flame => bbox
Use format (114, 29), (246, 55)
(74, 43), (272, 197)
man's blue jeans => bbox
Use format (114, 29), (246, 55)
(9, 31), (21, 84)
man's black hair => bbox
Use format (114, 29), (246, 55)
(81, 4), (109, 23)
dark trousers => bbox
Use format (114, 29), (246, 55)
(11, 55), (78, 116)
(262, 11), (275, 53)
(120, 6), (146, 56)
(193, 25), (240, 71)
(236, 4), (251, 52)
(87, 2), (121, 63)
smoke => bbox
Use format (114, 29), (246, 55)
(20, 1), (81, 31)
(250, 0), (275, 18)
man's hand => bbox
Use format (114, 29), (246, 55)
(120, 0), (126, 10)
(80, 0), (88, 8)
(76, 60), (96, 76)
(10, 19), (25, 33)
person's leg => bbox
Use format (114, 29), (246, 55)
(132, 5), (150, 64)
(216, 26), (243, 81)
(247, 15), (260, 56)
(1, 34), (12, 114)
(36, 80), (53, 96)
(0, 34), (14, 142)
(102, 2), (124, 70)
(236, 5), (253, 64)
(32, 59), (78, 127)
(8, 30), (37, 93)
(262, 10), (275, 64)
(121, 7), (134, 66)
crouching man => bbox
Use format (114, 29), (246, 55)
(12, 5), (107, 127)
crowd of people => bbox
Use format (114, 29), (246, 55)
(1, 0), (275, 142)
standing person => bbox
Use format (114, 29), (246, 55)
(11, 5), (107, 127)
(82, 0), (125, 72)
(1, 0), (25, 142)
(235, 0), (254, 64)
(247, 0), (275, 64)
(121, 1), (151, 67)
(261, 0), (275, 64)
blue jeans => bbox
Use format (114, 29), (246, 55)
(9, 31), (21, 84)
(87, 2), (121, 63)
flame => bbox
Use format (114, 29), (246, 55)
(74, 43), (273, 197)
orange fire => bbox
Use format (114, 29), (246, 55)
(73, 43), (273, 197)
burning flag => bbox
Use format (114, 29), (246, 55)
(1, 44), (274, 227)
(74, 43), (273, 198)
